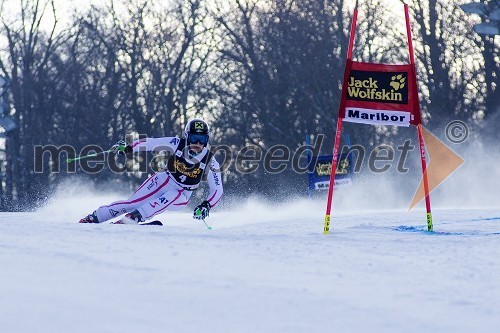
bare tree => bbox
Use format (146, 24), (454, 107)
(0, 0), (72, 209)
(404, 0), (497, 132)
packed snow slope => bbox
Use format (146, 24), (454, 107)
(1, 195), (499, 333)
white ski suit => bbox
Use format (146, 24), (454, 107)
(94, 136), (223, 222)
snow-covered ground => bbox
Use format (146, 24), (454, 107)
(1, 196), (499, 333)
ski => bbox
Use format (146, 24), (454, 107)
(138, 220), (163, 226)
(110, 219), (163, 225)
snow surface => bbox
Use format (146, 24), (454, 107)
(1, 195), (499, 333)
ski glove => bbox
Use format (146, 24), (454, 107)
(193, 200), (211, 220)
(111, 140), (131, 155)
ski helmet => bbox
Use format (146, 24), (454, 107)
(184, 119), (210, 146)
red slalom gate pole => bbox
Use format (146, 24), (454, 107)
(323, 118), (344, 234)
(405, 4), (433, 231)
(346, 10), (358, 59)
(323, 10), (357, 234)
(417, 124), (433, 231)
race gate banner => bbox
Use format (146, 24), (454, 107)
(339, 62), (421, 127)
(323, 5), (433, 234)
(308, 153), (353, 191)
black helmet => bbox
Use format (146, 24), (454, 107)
(184, 119), (210, 146)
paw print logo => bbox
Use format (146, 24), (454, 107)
(390, 74), (406, 91)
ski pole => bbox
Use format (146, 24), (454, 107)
(201, 218), (212, 230)
(66, 149), (113, 163)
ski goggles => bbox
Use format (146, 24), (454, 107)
(187, 134), (209, 145)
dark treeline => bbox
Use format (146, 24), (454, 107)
(0, 0), (497, 210)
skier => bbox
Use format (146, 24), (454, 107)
(78, 119), (223, 225)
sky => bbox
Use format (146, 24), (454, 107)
(1, 0), (411, 32)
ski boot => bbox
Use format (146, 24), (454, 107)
(79, 212), (99, 223)
(112, 210), (144, 224)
